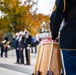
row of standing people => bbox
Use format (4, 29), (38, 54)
(0, 30), (39, 64)
(13, 30), (39, 65)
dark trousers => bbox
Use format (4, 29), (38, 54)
(25, 48), (29, 64)
(24, 43), (29, 64)
(15, 49), (19, 63)
(35, 46), (37, 53)
(31, 47), (37, 53)
(19, 50), (24, 64)
(61, 50), (76, 75)
(1, 48), (8, 57)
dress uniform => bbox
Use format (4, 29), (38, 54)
(24, 31), (32, 65)
(50, 0), (76, 75)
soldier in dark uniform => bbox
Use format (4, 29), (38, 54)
(50, 0), (76, 75)
(24, 30), (32, 65)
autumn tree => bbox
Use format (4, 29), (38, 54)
(0, 0), (50, 36)
(19, 0), (50, 36)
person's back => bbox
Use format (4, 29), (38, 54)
(50, 0), (76, 75)
(59, 0), (76, 49)
(50, 0), (76, 49)
(63, 0), (76, 19)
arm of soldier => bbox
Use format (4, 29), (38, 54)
(50, 0), (64, 40)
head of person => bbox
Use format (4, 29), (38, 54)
(24, 30), (29, 38)
(15, 32), (19, 37)
(19, 31), (23, 37)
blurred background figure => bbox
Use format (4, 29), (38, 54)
(1, 37), (10, 58)
(13, 32), (20, 64)
(18, 31), (25, 64)
(24, 30), (32, 65)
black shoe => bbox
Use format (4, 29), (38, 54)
(20, 62), (24, 64)
(1, 56), (3, 57)
(5, 56), (7, 58)
(61, 73), (63, 75)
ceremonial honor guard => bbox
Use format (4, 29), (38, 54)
(50, 0), (76, 75)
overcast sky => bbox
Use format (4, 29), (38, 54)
(37, 0), (55, 15)
(0, 0), (55, 16)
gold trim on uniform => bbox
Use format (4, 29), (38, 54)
(52, 4), (56, 12)
(63, 0), (66, 12)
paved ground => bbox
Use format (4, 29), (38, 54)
(0, 49), (37, 75)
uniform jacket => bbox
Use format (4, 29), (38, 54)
(26, 35), (32, 45)
(50, 0), (76, 49)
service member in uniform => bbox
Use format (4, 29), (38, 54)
(24, 30), (32, 65)
(50, 0), (76, 75)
